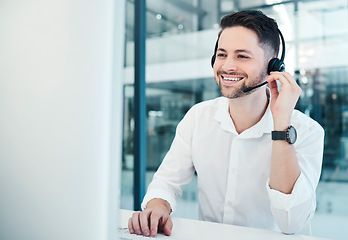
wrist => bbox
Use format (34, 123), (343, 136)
(147, 198), (172, 214)
(272, 125), (297, 144)
(273, 119), (290, 131)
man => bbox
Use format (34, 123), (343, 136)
(128, 10), (324, 237)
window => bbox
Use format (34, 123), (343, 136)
(122, 1), (348, 239)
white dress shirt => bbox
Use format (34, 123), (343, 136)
(142, 96), (324, 234)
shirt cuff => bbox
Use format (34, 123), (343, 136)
(266, 172), (311, 211)
(141, 189), (177, 214)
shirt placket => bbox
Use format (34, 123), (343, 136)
(222, 136), (240, 224)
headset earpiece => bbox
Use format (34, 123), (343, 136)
(211, 55), (216, 68)
(267, 57), (285, 75)
(267, 29), (286, 75)
(211, 38), (219, 68)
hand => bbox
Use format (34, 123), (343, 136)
(128, 198), (173, 237)
(266, 72), (302, 130)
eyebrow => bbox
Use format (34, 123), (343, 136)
(217, 48), (253, 55)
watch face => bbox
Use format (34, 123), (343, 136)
(287, 126), (297, 144)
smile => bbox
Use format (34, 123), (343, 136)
(221, 75), (244, 81)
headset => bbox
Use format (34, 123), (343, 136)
(211, 28), (286, 75)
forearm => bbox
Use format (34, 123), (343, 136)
(267, 71), (303, 194)
(269, 123), (300, 194)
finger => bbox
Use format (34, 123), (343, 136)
(163, 217), (173, 236)
(282, 72), (302, 94)
(149, 212), (161, 236)
(270, 72), (302, 96)
(282, 71), (298, 85)
(267, 77), (278, 91)
(128, 217), (135, 234)
(267, 77), (279, 98)
(131, 211), (142, 235)
(266, 73), (280, 92)
(269, 72), (300, 88)
(267, 72), (291, 86)
(139, 211), (151, 236)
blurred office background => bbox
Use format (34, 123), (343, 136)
(121, 0), (348, 239)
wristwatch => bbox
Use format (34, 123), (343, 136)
(271, 125), (297, 144)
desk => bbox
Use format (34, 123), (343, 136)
(119, 209), (332, 240)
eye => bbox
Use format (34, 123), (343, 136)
(217, 53), (226, 57)
(238, 55), (249, 59)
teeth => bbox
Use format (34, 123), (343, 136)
(223, 76), (242, 81)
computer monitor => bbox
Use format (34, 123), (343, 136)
(0, 1), (125, 240)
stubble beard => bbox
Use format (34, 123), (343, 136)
(217, 69), (267, 99)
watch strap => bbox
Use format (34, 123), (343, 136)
(271, 130), (287, 140)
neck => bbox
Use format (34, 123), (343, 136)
(228, 88), (269, 134)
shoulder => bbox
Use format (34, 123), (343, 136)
(175, 97), (226, 144)
(178, 97), (226, 129)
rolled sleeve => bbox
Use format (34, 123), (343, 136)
(266, 172), (316, 234)
(267, 172), (310, 210)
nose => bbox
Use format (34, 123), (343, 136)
(222, 56), (237, 71)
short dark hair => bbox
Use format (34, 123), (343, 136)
(219, 10), (280, 57)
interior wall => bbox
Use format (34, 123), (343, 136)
(0, 1), (122, 240)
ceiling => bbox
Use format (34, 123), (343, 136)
(125, 0), (333, 41)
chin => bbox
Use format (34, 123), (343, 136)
(219, 84), (246, 99)
(220, 89), (243, 99)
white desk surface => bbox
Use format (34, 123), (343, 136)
(119, 209), (332, 240)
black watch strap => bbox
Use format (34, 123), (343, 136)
(271, 131), (287, 140)
(271, 125), (297, 144)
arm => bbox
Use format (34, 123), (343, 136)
(267, 71), (302, 194)
(267, 123), (324, 234)
(266, 72), (324, 234)
(128, 107), (197, 236)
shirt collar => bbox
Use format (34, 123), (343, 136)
(214, 88), (273, 138)
(214, 97), (238, 135)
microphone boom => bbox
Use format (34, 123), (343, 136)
(243, 81), (268, 93)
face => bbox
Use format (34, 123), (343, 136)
(213, 26), (268, 99)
